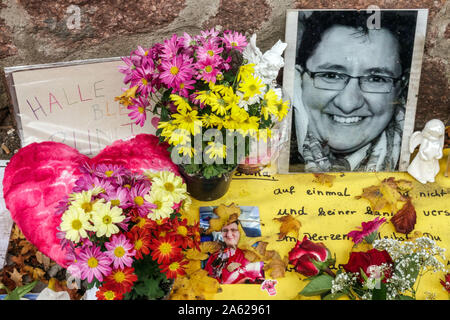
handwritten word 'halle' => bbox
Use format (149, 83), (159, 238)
(24, 81), (128, 121)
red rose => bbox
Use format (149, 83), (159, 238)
(343, 249), (393, 282)
(288, 236), (330, 277)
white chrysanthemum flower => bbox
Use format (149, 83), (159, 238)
(90, 202), (125, 238)
(60, 206), (93, 243)
(70, 190), (105, 217)
(151, 171), (187, 204)
(144, 189), (174, 221)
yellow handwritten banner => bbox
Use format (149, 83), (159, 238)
(185, 150), (450, 300)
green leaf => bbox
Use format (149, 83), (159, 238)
(371, 282), (387, 300)
(397, 294), (415, 300)
(322, 292), (345, 300)
(86, 278), (101, 290)
(299, 274), (334, 296)
(4, 281), (38, 300)
(202, 165), (220, 179)
(182, 163), (200, 175)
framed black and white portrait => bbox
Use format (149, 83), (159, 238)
(278, 9), (428, 173)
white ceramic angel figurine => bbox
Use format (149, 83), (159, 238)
(407, 119), (445, 184)
(242, 34), (287, 96)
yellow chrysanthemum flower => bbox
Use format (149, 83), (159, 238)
(205, 141), (227, 160)
(177, 144), (197, 158)
(237, 63), (255, 82)
(167, 128), (191, 146)
(238, 75), (264, 100)
(222, 88), (240, 109)
(159, 121), (178, 142)
(230, 105), (248, 122)
(274, 99), (289, 121)
(238, 115), (259, 137)
(201, 114), (223, 129)
(211, 83), (229, 95)
(60, 206), (94, 243)
(195, 83), (216, 105)
(171, 110), (202, 136)
(170, 94), (192, 113)
(210, 95), (231, 116)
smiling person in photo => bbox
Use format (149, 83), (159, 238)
(292, 11), (417, 172)
(204, 221), (265, 284)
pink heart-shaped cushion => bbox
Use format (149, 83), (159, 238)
(2, 134), (179, 267)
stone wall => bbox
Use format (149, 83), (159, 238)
(0, 0), (448, 157)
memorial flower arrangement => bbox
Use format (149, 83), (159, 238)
(291, 218), (448, 300)
(116, 29), (289, 180)
(56, 163), (200, 300)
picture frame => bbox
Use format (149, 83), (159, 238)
(278, 9), (428, 173)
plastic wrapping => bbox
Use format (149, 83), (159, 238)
(3, 58), (156, 156)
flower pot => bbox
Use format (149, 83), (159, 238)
(179, 166), (236, 201)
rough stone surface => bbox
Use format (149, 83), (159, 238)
(202, 0), (272, 35)
(0, 1), (16, 59)
(0, 0), (448, 160)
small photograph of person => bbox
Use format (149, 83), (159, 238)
(200, 206), (265, 284)
(288, 10), (420, 172)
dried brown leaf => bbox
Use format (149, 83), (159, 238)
(263, 254), (288, 279)
(10, 255), (25, 267)
(356, 177), (412, 212)
(313, 173), (336, 187)
(10, 224), (25, 241)
(36, 251), (51, 270)
(206, 203), (241, 234)
(273, 215), (302, 240)
(8, 268), (23, 287)
(19, 240), (35, 256)
(391, 199), (417, 234)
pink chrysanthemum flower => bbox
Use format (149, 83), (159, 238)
(100, 186), (131, 209)
(160, 34), (182, 60)
(128, 183), (157, 217)
(196, 28), (220, 43)
(129, 64), (154, 97)
(222, 30), (248, 52)
(159, 55), (194, 89)
(196, 38), (224, 61)
(174, 78), (196, 98)
(128, 96), (150, 127)
(181, 32), (197, 49)
(93, 164), (130, 185)
(195, 56), (221, 83)
(105, 233), (136, 269)
(73, 174), (115, 194)
(347, 217), (387, 244)
(78, 245), (112, 283)
(119, 55), (135, 84)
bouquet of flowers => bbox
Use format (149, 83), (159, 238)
(116, 29), (289, 180)
(291, 218), (448, 300)
(56, 163), (199, 300)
